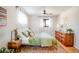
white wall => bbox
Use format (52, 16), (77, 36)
(28, 16), (41, 34)
(28, 15), (58, 36)
(0, 6), (17, 48)
(58, 7), (79, 49)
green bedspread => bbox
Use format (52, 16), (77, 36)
(28, 37), (55, 47)
(29, 38), (41, 46)
(40, 38), (53, 47)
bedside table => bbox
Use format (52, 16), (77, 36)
(8, 40), (22, 52)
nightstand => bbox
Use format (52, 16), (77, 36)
(8, 40), (22, 52)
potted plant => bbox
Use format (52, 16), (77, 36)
(66, 28), (73, 33)
(0, 47), (15, 53)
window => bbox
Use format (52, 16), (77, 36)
(43, 18), (50, 27)
(17, 9), (28, 26)
(41, 18), (51, 27)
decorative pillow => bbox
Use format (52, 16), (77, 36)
(29, 32), (34, 37)
(22, 32), (28, 37)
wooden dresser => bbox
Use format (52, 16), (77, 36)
(55, 31), (74, 47)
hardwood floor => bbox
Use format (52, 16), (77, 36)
(57, 40), (79, 53)
(17, 40), (79, 53)
(20, 45), (57, 53)
(19, 44), (67, 53)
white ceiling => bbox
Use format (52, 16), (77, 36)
(22, 6), (72, 16)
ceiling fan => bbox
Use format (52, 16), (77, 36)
(42, 9), (53, 16)
(43, 9), (46, 14)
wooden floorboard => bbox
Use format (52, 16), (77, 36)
(16, 40), (79, 53)
(19, 42), (66, 53)
(57, 40), (79, 53)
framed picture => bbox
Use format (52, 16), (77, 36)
(0, 7), (7, 28)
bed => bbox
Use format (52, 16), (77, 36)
(17, 28), (56, 47)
